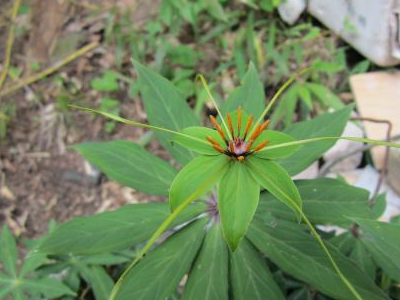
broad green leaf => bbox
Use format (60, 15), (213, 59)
(248, 218), (389, 300)
(222, 62), (265, 119)
(133, 60), (199, 165)
(349, 240), (376, 279)
(260, 178), (384, 226)
(280, 105), (352, 175)
(39, 202), (204, 255)
(247, 156), (302, 221)
(19, 251), (47, 277)
(354, 218), (400, 282)
(254, 130), (300, 159)
(173, 126), (224, 155)
(74, 140), (177, 196)
(64, 269), (80, 293)
(330, 232), (356, 254)
(115, 219), (206, 300)
(230, 238), (285, 300)
(0, 226), (17, 277)
(79, 252), (130, 265)
(182, 224), (228, 300)
(85, 266), (114, 300)
(218, 162), (260, 250)
(330, 231), (376, 279)
(169, 155), (230, 212)
(22, 278), (75, 298)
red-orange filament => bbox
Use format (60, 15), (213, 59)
(206, 108), (270, 161)
(260, 119), (270, 131)
(237, 107), (242, 137)
(227, 113), (234, 137)
(210, 115), (227, 143)
(243, 116), (253, 140)
(254, 140), (269, 152)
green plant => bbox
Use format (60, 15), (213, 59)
(0, 220), (136, 300)
(0, 226), (75, 299)
(21, 61), (400, 300)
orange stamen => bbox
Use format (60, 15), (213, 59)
(209, 115), (227, 143)
(227, 113), (234, 137)
(249, 125), (262, 142)
(254, 140), (269, 152)
(243, 115), (253, 139)
(206, 136), (225, 153)
(245, 139), (255, 152)
(206, 136), (219, 146)
(260, 119), (270, 131)
(229, 141), (234, 153)
(212, 144), (225, 154)
(237, 107), (242, 137)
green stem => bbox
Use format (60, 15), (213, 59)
(257, 136), (400, 153)
(108, 193), (197, 300)
(299, 209), (364, 300)
(247, 67), (311, 140)
(196, 74), (233, 140)
(69, 105), (210, 146)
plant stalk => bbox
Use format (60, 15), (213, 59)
(257, 136), (400, 152)
(197, 74), (233, 140)
(108, 193), (199, 300)
(247, 67), (311, 140)
(299, 209), (364, 300)
(69, 105), (210, 146)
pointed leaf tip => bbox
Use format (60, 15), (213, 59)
(218, 162), (260, 251)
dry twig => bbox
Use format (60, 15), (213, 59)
(0, 41), (99, 97)
(0, 0), (22, 93)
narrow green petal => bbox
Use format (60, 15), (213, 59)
(253, 130), (300, 159)
(246, 156), (302, 221)
(169, 155), (230, 212)
(218, 162), (260, 251)
(173, 127), (224, 155)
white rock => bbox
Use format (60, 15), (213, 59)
(277, 0), (306, 25)
(293, 162), (319, 180)
(308, 0), (400, 66)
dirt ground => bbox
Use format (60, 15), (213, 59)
(0, 0), (166, 239)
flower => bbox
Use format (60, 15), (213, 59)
(207, 107), (270, 161)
